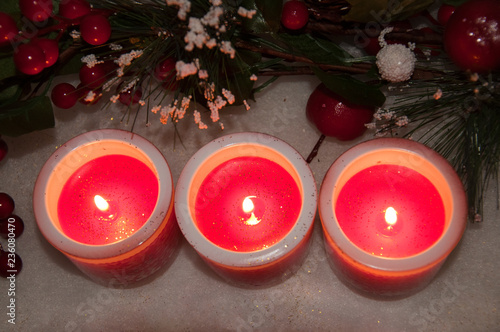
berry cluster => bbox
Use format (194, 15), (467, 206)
(52, 54), (180, 110)
(0, 193), (24, 278)
(2, 0), (111, 75)
(1, 0), (114, 108)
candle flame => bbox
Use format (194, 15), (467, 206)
(242, 196), (255, 213)
(94, 195), (109, 211)
(385, 207), (397, 226)
(242, 196), (261, 226)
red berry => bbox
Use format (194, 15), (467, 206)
(444, 0), (500, 73)
(0, 138), (7, 162)
(79, 62), (115, 89)
(0, 249), (22, 278)
(14, 43), (46, 75)
(281, 0), (309, 30)
(19, 0), (53, 22)
(59, 0), (91, 19)
(118, 87), (143, 106)
(0, 215), (24, 239)
(0, 193), (15, 219)
(0, 12), (18, 47)
(51, 83), (78, 109)
(80, 14), (111, 46)
(154, 57), (179, 90)
(437, 4), (456, 26)
(77, 84), (102, 105)
(30, 38), (59, 68)
(306, 83), (374, 141)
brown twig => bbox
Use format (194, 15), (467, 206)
(305, 0), (351, 23)
(385, 31), (443, 45)
(306, 134), (326, 163)
(305, 23), (443, 45)
(239, 39), (444, 80)
(258, 66), (367, 76)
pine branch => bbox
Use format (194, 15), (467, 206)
(235, 40), (371, 74)
(374, 73), (500, 221)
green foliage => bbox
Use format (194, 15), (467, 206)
(0, 95), (55, 137)
(240, 0), (281, 34)
(0, 0), (19, 14)
(254, 0), (282, 32)
(278, 33), (354, 66)
(312, 67), (385, 107)
(219, 55), (256, 105)
(0, 53), (56, 137)
(0, 55), (18, 102)
(1, 0), (498, 224)
(376, 73), (500, 220)
(58, 58), (83, 77)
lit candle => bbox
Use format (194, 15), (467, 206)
(175, 133), (317, 286)
(33, 130), (180, 286)
(336, 164), (445, 258)
(195, 156), (301, 252)
(58, 154), (158, 245)
(320, 138), (467, 296)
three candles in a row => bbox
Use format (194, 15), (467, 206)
(33, 130), (466, 297)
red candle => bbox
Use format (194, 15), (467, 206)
(34, 130), (180, 286)
(58, 155), (158, 245)
(175, 133), (317, 286)
(335, 164), (445, 258)
(195, 156), (301, 252)
(320, 138), (467, 296)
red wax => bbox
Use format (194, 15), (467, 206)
(195, 156), (301, 252)
(58, 155), (158, 245)
(335, 165), (445, 258)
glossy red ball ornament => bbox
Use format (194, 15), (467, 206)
(306, 83), (374, 141)
(444, 0), (500, 73)
(281, 0), (309, 30)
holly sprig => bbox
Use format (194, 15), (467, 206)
(0, 0), (441, 137)
(2, 0), (499, 222)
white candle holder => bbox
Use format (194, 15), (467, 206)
(320, 138), (467, 296)
(33, 129), (180, 286)
(175, 132), (317, 286)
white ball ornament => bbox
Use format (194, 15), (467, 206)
(376, 27), (416, 83)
